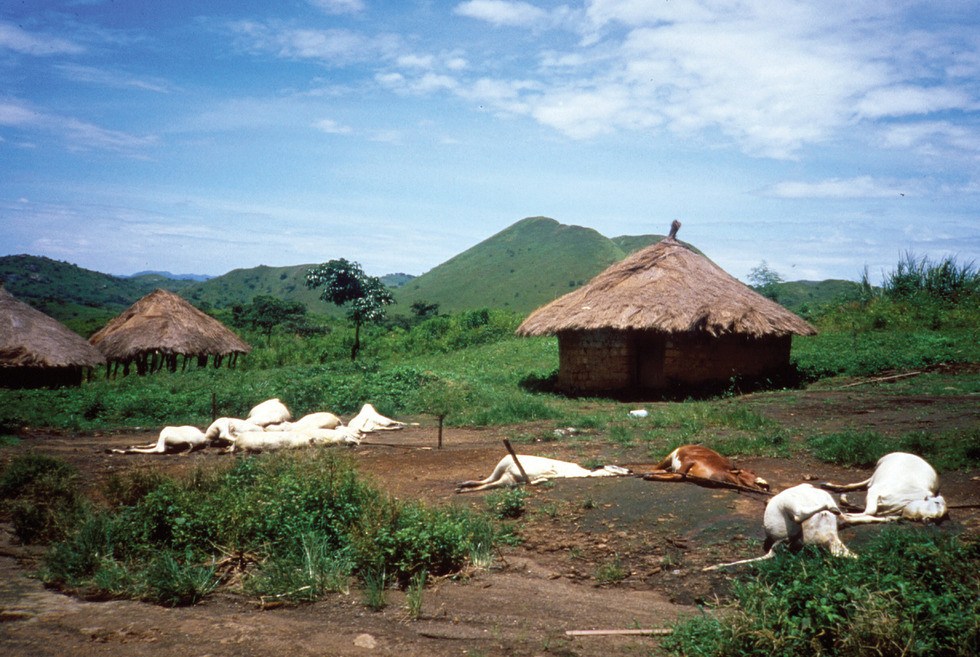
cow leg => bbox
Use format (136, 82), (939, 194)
(642, 471), (687, 482)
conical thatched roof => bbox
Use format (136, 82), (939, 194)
(0, 287), (105, 368)
(517, 223), (816, 339)
(89, 289), (250, 361)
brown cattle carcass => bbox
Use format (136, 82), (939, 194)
(642, 445), (770, 492)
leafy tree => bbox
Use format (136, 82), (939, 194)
(410, 301), (440, 320)
(232, 295), (307, 345)
(748, 260), (784, 301)
(409, 377), (471, 449)
(306, 259), (394, 360)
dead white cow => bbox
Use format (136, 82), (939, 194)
(822, 452), (947, 522)
(265, 412), (343, 432)
(230, 425), (361, 453)
(111, 426), (209, 455)
(456, 454), (631, 493)
(305, 426), (362, 447)
(704, 483), (855, 571)
(204, 417), (264, 445)
(229, 429), (315, 453)
(246, 398), (292, 427)
(347, 403), (405, 433)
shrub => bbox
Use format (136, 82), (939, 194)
(0, 454), (84, 544)
(41, 452), (504, 606)
(485, 487), (528, 519)
(664, 529), (980, 657)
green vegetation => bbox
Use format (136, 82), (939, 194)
(808, 427), (980, 471)
(13, 451), (502, 606)
(664, 529), (980, 657)
(0, 249), (977, 642)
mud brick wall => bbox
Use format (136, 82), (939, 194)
(663, 333), (792, 384)
(556, 329), (792, 392)
(557, 329), (634, 392)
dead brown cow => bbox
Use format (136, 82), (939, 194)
(642, 445), (770, 492)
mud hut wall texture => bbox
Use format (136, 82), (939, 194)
(556, 330), (792, 392)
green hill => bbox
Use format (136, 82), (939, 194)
(768, 279), (862, 313)
(393, 216), (666, 315)
(0, 254), (196, 336)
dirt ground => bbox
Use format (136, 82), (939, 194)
(1, 386), (978, 657)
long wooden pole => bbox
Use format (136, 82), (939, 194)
(502, 438), (530, 484)
(565, 629), (673, 636)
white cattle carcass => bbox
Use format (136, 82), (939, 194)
(704, 484), (855, 571)
(229, 425), (361, 453)
(456, 454), (631, 493)
(822, 452), (947, 522)
(304, 426), (362, 447)
(265, 411), (343, 432)
(204, 417), (264, 446)
(246, 398), (292, 427)
(111, 426), (209, 455)
(346, 403), (405, 433)
(229, 429), (314, 453)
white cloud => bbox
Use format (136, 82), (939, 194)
(856, 85), (974, 119)
(55, 64), (174, 93)
(229, 20), (397, 65)
(0, 21), (85, 55)
(0, 100), (156, 153)
(313, 118), (352, 134)
(765, 176), (908, 200)
(308, 0), (365, 15)
(454, 1), (550, 27)
(880, 121), (980, 155)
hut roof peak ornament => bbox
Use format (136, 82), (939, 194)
(667, 220), (681, 241)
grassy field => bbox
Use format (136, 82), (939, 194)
(1, 255), (977, 656)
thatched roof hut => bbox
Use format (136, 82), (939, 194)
(0, 287), (105, 387)
(517, 221), (816, 394)
(89, 289), (250, 376)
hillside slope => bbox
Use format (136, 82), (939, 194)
(393, 216), (665, 314)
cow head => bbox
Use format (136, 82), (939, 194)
(902, 495), (948, 522)
(732, 468), (770, 491)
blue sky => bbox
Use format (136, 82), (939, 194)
(2, 1), (977, 284)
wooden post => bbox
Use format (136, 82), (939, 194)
(502, 439), (530, 484)
(437, 414), (444, 449)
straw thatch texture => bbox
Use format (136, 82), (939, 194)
(89, 289), (250, 364)
(0, 287), (105, 369)
(517, 237), (816, 339)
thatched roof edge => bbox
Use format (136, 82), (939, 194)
(89, 289), (251, 361)
(516, 234), (816, 339)
(0, 287), (106, 368)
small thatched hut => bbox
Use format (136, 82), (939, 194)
(0, 287), (105, 387)
(516, 222), (816, 394)
(89, 289), (250, 376)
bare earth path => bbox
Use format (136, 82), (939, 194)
(1, 387), (978, 656)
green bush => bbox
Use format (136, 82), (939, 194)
(40, 451), (504, 606)
(0, 454), (84, 544)
(665, 529), (980, 657)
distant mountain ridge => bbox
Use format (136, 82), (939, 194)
(0, 217), (858, 329)
(126, 270), (213, 282)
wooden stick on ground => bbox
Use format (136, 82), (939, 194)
(502, 438), (531, 485)
(565, 629), (673, 637)
(837, 371), (922, 388)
